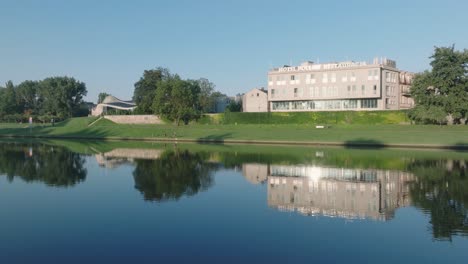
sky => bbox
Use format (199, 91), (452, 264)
(1, 0), (467, 102)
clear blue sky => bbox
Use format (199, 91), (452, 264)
(1, 0), (467, 102)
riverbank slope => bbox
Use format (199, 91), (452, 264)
(0, 117), (467, 149)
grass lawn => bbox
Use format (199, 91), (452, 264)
(0, 117), (467, 147)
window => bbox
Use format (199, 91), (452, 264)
(347, 85), (351, 95)
(291, 75), (295, 81)
(361, 85), (365, 95)
(373, 85), (377, 95)
(352, 85), (356, 94)
(310, 74), (316, 84)
(343, 100), (358, 109)
(294, 88), (298, 97)
(367, 70), (373, 81)
(322, 73), (328, 83)
(271, 89), (275, 98)
(342, 72), (348, 82)
(272, 101), (290, 110)
(257, 93), (259, 97)
(351, 72), (356, 82)
(385, 86), (389, 95)
(292, 101), (307, 110)
(361, 99), (377, 108)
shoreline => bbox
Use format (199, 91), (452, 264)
(1, 134), (467, 151)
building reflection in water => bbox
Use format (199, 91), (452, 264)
(243, 163), (414, 221)
(95, 149), (163, 168)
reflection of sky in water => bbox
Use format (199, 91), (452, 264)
(0, 144), (467, 262)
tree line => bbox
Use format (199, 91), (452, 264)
(132, 67), (241, 125)
(0, 76), (88, 122)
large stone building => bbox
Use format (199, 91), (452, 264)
(243, 58), (414, 112)
(267, 58), (414, 112)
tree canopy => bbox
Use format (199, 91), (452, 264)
(133, 67), (224, 124)
(133, 67), (171, 114)
(409, 46), (468, 124)
(0, 77), (88, 122)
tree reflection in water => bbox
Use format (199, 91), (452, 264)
(133, 149), (217, 202)
(408, 159), (468, 240)
(0, 143), (87, 187)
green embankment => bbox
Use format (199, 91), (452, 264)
(198, 110), (410, 125)
(0, 115), (467, 148)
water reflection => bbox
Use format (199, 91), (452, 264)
(132, 149), (218, 202)
(243, 163), (413, 220)
(408, 159), (468, 240)
(0, 141), (467, 240)
(0, 142), (86, 187)
(95, 148), (163, 168)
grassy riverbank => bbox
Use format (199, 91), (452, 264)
(0, 117), (467, 148)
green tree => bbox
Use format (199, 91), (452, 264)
(409, 46), (468, 124)
(97, 92), (110, 104)
(153, 76), (201, 125)
(133, 67), (171, 114)
(15, 80), (40, 115)
(226, 100), (242, 112)
(197, 78), (215, 113)
(0, 81), (18, 117)
(38, 77), (87, 119)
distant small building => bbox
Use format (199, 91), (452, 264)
(242, 88), (268, 112)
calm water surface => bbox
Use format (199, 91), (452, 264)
(0, 141), (467, 263)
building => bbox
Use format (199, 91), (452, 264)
(267, 58), (414, 112)
(242, 88), (269, 112)
(91, 95), (137, 116)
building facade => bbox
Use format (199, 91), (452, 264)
(242, 88), (269, 112)
(267, 58), (414, 112)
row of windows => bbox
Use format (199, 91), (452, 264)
(271, 99), (378, 110)
(269, 70), (380, 86)
(270, 85), (378, 98)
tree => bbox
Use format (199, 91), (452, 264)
(409, 46), (468, 124)
(133, 67), (171, 114)
(153, 76), (201, 125)
(38, 77), (87, 118)
(226, 100), (242, 112)
(197, 78), (215, 113)
(15, 80), (40, 115)
(97, 92), (110, 104)
(0, 81), (18, 116)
